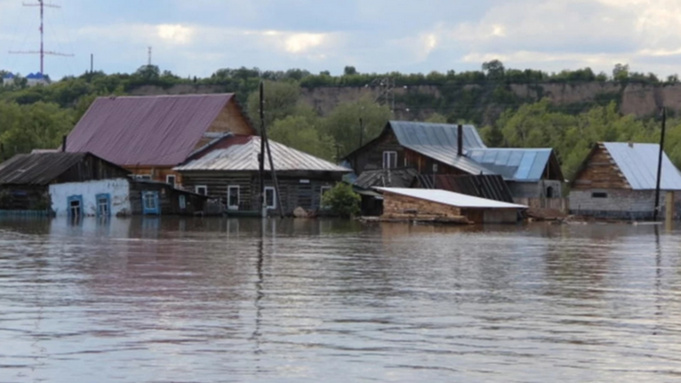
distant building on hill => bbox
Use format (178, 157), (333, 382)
(2, 72), (15, 86)
(25, 72), (49, 86)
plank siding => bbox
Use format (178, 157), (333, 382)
(180, 171), (337, 215)
(572, 144), (630, 190)
(350, 131), (405, 173)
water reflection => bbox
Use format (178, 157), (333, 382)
(0, 217), (681, 382)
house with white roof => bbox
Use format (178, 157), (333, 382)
(569, 142), (681, 219)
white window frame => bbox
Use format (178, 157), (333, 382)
(320, 186), (332, 210)
(227, 185), (240, 210)
(166, 175), (176, 187)
(264, 186), (276, 209)
(195, 185), (208, 196)
(383, 151), (397, 169)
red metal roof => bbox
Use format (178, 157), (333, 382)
(65, 94), (237, 166)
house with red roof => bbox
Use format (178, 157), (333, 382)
(64, 94), (255, 189)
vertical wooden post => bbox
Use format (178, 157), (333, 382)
(665, 191), (674, 230)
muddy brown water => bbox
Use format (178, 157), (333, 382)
(1, 217), (681, 382)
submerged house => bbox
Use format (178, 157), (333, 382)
(376, 187), (527, 224)
(0, 152), (130, 215)
(174, 134), (350, 215)
(0, 152), (205, 217)
(344, 121), (563, 201)
(64, 94), (255, 188)
(570, 142), (681, 219)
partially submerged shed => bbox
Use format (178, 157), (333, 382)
(570, 142), (681, 219)
(376, 187), (527, 224)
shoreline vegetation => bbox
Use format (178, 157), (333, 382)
(0, 61), (679, 182)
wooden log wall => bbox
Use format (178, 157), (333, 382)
(572, 144), (630, 190)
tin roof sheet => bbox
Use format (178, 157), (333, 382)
(65, 94), (237, 166)
(375, 187), (527, 209)
(0, 152), (94, 185)
(175, 135), (351, 173)
(389, 120), (487, 148)
(466, 148), (553, 181)
(603, 142), (681, 190)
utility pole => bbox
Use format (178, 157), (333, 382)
(9, 0), (73, 74)
(148, 46), (152, 66)
(653, 107), (666, 221)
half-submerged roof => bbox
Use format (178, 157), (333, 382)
(375, 187), (527, 209)
(175, 135), (351, 173)
(466, 148), (562, 182)
(65, 94), (240, 166)
(602, 142), (681, 190)
(0, 152), (126, 186)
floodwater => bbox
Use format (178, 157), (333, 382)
(1, 218), (681, 383)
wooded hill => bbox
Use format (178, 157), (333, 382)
(1, 61), (680, 180)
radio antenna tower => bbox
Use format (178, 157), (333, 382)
(9, 0), (74, 74)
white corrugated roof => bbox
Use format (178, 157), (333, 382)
(603, 142), (681, 190)
(175, 136), (351, 173)
(375, 187), (527, 209)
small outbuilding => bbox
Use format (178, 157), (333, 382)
(376, 187), (527, 224)
(569, 142), (681, 219)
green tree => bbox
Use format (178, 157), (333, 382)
(247, 80), (301, 130)
(482, 59), (505, 81)
(322, 95), (391, 156)
(268, 114), (335, 161)
(321, 182), (360, 217)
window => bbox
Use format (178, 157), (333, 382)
(135, 174), (152, 180)
(142, 191), (160, 215)
(320, 186), (332, 210)
(195, 185), (208, 196)
(96, 193), (111, 217)
(383, 151), (397, 169)
(227, 185), (240, 210)
(179, 195), (186, 210)
(166, 175), (176, 187)
(264, 186), (276, 209)
(432, 163), (438, 173)
(67, 195), (83, 219)
(546, 186), (554, 198)
(591, 192), (608, 198)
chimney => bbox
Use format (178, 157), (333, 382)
(457, 124), (463, 156)
(62, 135), (67, 152)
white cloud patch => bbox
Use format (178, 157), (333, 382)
(283, 33), (327, 54)
(156, 24), (195, 45)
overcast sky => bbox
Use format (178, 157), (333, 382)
(1, 0), (680, 80)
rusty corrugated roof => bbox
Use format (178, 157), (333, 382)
(175, 135), (351, 173)
(65, 94), (239, 166)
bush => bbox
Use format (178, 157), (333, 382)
(321, 183), (360, 218)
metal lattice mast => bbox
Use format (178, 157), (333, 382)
(9, 0), (73, 74)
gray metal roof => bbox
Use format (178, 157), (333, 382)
(389, 121), (487, 148)
(387, 121), (492, 175)
(375, 187), (527, 209)
(466, 148), (553, 182)
(175, 135), (351, 173)
(603, 142), (681, 190)
(0, 152), (90, 185)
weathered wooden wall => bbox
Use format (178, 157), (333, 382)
(572, 144), (629, 190)
(508, 180), (563, 199)
(180, 171), (339, 214)
(382, 192), (462, 217)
